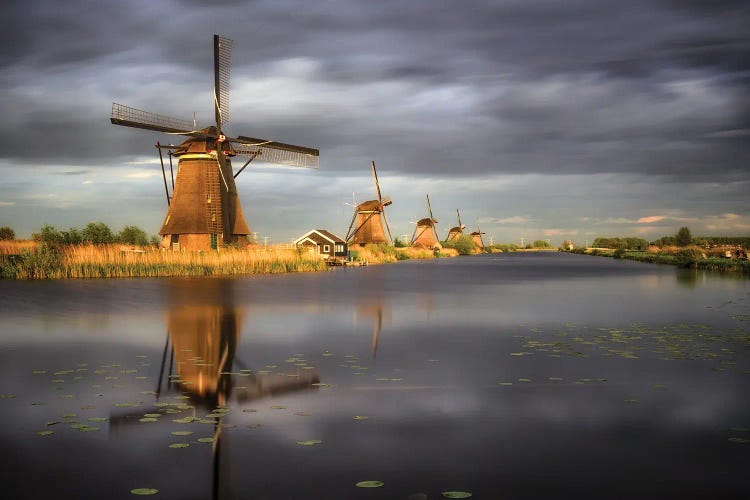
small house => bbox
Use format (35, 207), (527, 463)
(294, 229), (348, 260)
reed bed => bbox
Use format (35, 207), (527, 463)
(0, 240), (37, 255)
(3, 244), (327, 279)
(351, 243), (458, 264)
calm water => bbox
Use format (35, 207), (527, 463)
(1, 252), (749, 499)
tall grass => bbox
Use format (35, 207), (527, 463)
(2, 243), (327, 279)
(0, 240), (37, 255)
(350, 243), (458, 263)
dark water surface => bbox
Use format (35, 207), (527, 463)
(1, 252), (749, 499)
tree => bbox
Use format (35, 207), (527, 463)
(393, 237), (406, 248)
(0, 226), (15, 240)
(675, 226), (692, 247)
(81, 222), (115, 244)
(118, 225), (149, 246)
(532, 240), (551, 248)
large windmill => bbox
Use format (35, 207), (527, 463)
(445, 209), (466, 242)
(111, 35), (319, 251)
(345, 161), (392, 245)
(411, 194), (440, 249)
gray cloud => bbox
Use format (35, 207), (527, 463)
(1, 0), (748, 240)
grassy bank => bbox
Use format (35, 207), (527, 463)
(349, 243), (458, 264)
(566, 247), (750, 274)
(1, 243), (327, 279)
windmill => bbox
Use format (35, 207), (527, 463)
(445, 208), (466, 242)
(110, 35), (319, 251)
(470, 224), (486, 248)
(345, 161), (392, 245)
(411, 194), (440, 249)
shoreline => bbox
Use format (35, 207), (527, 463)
(564, 248), (750, 274)
(0, 242), (459, 280)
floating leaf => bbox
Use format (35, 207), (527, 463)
(143, 413), (161, 418)
(140, 391), (156, 395)
(79, 426), (100, 432)
(168, 443), (190, 448)
(729, 427), (749, 433)
(115, 402), (139, 408)
(37, 430), (54, 436)
(197, 437), (214, 443)
(140, 418), (158, 423)
(355, 481), (383, 488)
(311, 383), (331, 387)
(46, 421), (60, 426)
(242, 408), (257, 413)
(353, 415), (368, 420)
(441, 492), (472, 498)
(497, 382), (513, 386)
(88, 417), (108, 422)
(728, 437), (749, 443)
(130, 488), (158, 496)
(171, 431), (193, 436)
(32, 370), (46, 375)
(624, 399), (640, 404)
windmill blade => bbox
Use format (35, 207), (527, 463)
(111, 103), (197, 135)
(426, 194), (436, 222)
(231, 136), (319, 169)
(382, 209), (393, 244)
(457, 208), (465, 229)
(371, 161), (383, 204)
(214, 35), (233, 131)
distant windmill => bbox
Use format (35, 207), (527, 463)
(345, 161), (392, 245)
(110, 35), (319, 251)
(411, 194), (440, 249)
(445, 208), (466, 242)
(470, 224), (486, 248)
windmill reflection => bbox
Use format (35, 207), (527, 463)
(157, 278), (320, 406)
(356, 299), (387, 359)
(112, 278), (320, 500)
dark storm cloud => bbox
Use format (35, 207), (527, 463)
(0, 0), (748, 180)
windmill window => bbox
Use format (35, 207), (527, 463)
(207, 195), (211, 204)
(212, 214), (216, 222)
(323, 244), (330, 253)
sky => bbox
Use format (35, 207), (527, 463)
(1, 0), (748, 245)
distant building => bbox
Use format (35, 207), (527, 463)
(294, 229), (348, 260)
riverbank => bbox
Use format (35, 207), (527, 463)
(0, 241), (459, 279)
(566, 248), (750, 274)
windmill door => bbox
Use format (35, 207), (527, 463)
(210, 233), (218, 250)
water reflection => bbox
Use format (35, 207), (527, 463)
(158, 279), (320, 408)
(114, 279), (321, 499)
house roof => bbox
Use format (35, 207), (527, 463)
(294, 229), (346, 246)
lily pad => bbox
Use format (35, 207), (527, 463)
(88, 417), (108, 422)
(728, 437), (749, 443)
(197, 437), (214, 443)
(441, 492), (472, 498)
(353, 415), (368, 420)
(355, 481), (383, 488)
(37, 430), (54, 436)
(130, 488), (158, 496)
(143, 413), (161, 418)
(297, 440), (322, 446)
(168, 443), (190, 448)
(140, 418), (158, 423)
(171, 431), (193, 436)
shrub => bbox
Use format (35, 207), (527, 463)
(0, 226), (15, 240)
